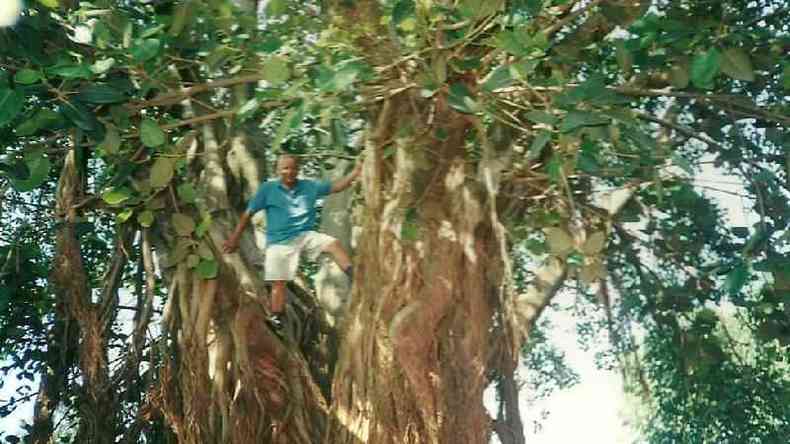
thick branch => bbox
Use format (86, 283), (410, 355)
(514, 257), (566, 339)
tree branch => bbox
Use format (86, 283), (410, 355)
(545, 0), (603, 36)
(615, 87), (790, 126)
(126, 74), (265, 111)
(637, 113), (728, 151)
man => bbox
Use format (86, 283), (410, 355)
(223, 154), (361, 324)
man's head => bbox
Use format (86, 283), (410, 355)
(277, 154), (299, 188)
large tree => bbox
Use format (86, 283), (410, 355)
(0, 0), (788, 443)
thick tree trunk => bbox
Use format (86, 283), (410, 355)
(325, 98), (501, 444)
(52, 147), (118, 443)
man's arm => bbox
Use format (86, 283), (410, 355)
(223, 210), (253, 254)
(330, 161), (363, 194)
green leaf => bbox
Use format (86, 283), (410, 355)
(99, 125), (121, 154)
(494, 30), (530, 56)
(447, 82), (479, 114)
(670, 61), (690, 88)
(167, 239), (194, 266)
(482, 65), (514, 92)
(91, 58), (116, 74)
(582, 231), (606, 255)
(525, 110), (557, 126)
(720, 48), (755, 82)
(671, 153), (694, 175)
(265, 0), (288, 16)
(16, 109), (62, 136)
(101, 187), (133, 205)
(392, 0), (415, 26)
(544, 227), (574, 255)
(177, 182), (197, 204)
(725, 263), (749, 294)
(138, 210), (155, 227)
(131, 39), (162, 62)
(576, 143), (601, 176)
(547, 155), (563, 184)
(690, 48), (721, 89)
(14, 69), (43, 85)
(172, 213), (195, 236)
(0, 89), (24, 128)
(560, 111), (610, 133)
(146, 196), (165, 210)
(169, 2), (191, 36)
(262, 57), (290, 84)
(195, 214), (212, 238)
(237, 98), (260, 121)
(78, 84), (126, 104)
(732, 227), (749, 238)
(49, 65), (93, 79)
(150, 157), (175, 188)
(331, 65), (362, 91)
(61, 101), (98, 131)
(528, 130), (551, 160)
(196, 259), (218, 279)
(257, 36), (282, 53)
(38, 0), (58, 8)
(0, 286), (9, 314)
(111, 106), (131, 129)
(579, 259), (606, 284)
(271, 107), (300, 152)
(140, 119), (166, 147)
(116, 208), (134, 224)
(10, 149), (51, 192)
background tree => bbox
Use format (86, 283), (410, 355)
(0, 0), (788, 443)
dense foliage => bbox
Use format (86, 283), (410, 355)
(0, 0), (788, 443)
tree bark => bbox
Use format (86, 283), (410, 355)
(52, 146), (118, 443)
(325, 96), (501, 444)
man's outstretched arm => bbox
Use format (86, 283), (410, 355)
(223, 210), (253, 253)
(330, 161), (363, 194)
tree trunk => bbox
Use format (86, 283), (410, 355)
(154, 81), (329, 442)
(28, 317), (77, 444)
(52, 146), (118, 443)
(325, 98), (502, 444)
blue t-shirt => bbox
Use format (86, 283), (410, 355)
(246, 179), (332, 244)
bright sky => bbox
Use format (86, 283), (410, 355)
(520, 295), (633, 444)
(482, 289), (634, 444)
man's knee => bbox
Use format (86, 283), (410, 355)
(271, 280), (287, 290)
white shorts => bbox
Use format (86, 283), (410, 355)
(264, 231), (336, 281)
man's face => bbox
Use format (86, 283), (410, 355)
(278, 157), (299, 187)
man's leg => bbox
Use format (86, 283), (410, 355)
(322, 239), (354, 279)
(271, 280), (287, 314)
(264, 240), (300, 320)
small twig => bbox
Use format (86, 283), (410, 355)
(617, 87), (790, 126)
(637, 113), (728, 151)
